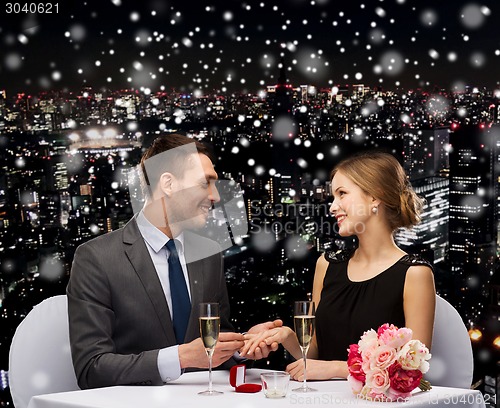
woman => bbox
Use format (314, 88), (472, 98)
(240, 151), (436, 381)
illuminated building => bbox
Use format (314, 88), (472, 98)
(403, 127), (450, 180)
(448, 124), (499, 322)
(275, 174), (293, 202)
(396, 177), (449, 264)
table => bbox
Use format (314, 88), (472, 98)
(27, 369), (488, 408)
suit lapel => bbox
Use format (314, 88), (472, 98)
(123, 217), (177, 344)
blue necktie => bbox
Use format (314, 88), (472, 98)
(166, 239), (191, 344)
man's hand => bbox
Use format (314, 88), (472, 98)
(178, 332), (244, 369)
(241, 319), (283, 359)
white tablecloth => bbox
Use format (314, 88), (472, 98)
(27, 369), (487, 408)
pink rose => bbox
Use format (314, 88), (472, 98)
(388, 362), (422, 393)
(387, 387), (412, 401)
(367, 390), (390, 402)
(366, 368), (390, 393)
(347, 375), (364, 394)
(361, 344), (377, 373)
(392, 328), (413, 349)
(377, 323), (394, 337)
(370, 344), (397, 370)
(378, 324), (413, 349)
(347, 343), (360, 359)
(347, 344), (366, 383)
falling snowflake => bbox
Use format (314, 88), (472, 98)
(377, 50), (405, 76)
(420, 9), (438, 26)
(5, 53), (23, 70)
(67, 24), (86, 42)
(460, 4), (488, 29)
(470, 52), (486, 68)
(272, 116), (296, 141)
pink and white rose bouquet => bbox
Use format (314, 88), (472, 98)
(347, 323), (431, 402)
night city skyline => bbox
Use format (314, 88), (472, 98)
(1, 0), (500, 406)
(1, 79), (500, 405)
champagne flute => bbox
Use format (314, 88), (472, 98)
(198, 302), (223, 396)
(292, 300), (316, 392)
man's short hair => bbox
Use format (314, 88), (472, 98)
(140, 133), (215, 197)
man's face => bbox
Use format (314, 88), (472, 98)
(167, 153), (219, 231)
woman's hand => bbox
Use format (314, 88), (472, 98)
(286, 359), (347, 381)
(244, 319), (283, 359)
(239, 326), (294, 357)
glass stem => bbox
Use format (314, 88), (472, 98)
(208, 353), (213, 392)
(302, 348), (307, 390)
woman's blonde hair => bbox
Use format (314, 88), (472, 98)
(331, 151), (424, 231)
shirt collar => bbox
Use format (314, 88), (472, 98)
(136, 210), (185, 254)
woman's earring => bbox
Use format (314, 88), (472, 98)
(372, 206), (378, 214)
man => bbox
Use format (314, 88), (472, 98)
(67, 134), (280, 389)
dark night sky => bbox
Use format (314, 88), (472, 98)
(1, 0), (500, 95)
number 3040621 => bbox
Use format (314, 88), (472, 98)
(5, 3), (59, 13)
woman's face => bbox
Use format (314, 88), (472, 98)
(329, 171), (375, 237)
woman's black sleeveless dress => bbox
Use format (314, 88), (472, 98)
(315, 249), (433, 361)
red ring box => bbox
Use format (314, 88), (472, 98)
(229, 365), (262, 393)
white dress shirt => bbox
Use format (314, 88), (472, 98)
(136, 210), (191, 383)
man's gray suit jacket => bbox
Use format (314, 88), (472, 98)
(67, 216), (233, 389)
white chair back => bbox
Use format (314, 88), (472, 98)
(9, 295), (80, 408)
(426, 295), (473, 389)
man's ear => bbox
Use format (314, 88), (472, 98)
(159, 172), (175, 197)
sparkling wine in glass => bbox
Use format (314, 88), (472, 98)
(293, 301), (316, 392)
(198, 303), (222, 396)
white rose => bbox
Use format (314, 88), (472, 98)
(397, 340), (431, 373)
(358, 329), (378, 354)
